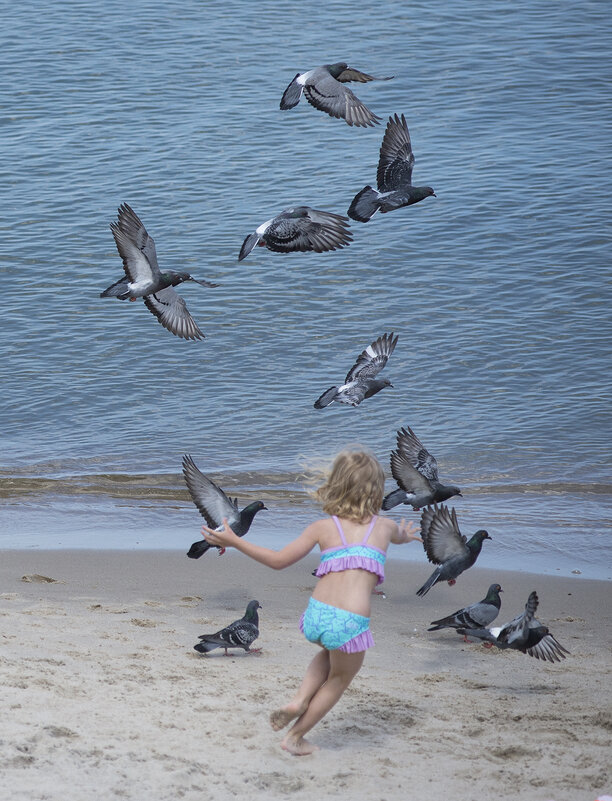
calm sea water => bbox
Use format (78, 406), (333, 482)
(1, 1), (610, 580)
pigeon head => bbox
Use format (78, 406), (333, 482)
(467, 530), (491, 551)
(417, 187), (436, 200)
(325, 62), (349, 78)
(245, 600), (262, 621)
(163, 271), (192, 287)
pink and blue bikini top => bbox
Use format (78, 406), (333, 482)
(315, 515), (386, 586)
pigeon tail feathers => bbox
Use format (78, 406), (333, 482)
(416, 568), (441, 597)
(314, 386), (338, 409)
(100, 276), (130, 299)
(348, 186), (381, 222)
(280, 74), (303, 109)
(239, 232), (261, 261)
(186, 540), (213, 559)
(381, 488), (411, 510)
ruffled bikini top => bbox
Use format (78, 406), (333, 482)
(315, 515), (386, 586)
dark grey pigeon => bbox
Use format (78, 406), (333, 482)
(348, 113), (436, 222)
(428, 583), (502, 637)
(314, 332), (398, 409)
(239, 206), (352, 261)
(459, 591), (570, 663)
(382, 426), (462, 511)
(416, 504), (491, 597)
(182, 455), (266, 559)
(280, 63), (393, 127)
(194, 600), (262, 656)
(100, 203), (218, 340)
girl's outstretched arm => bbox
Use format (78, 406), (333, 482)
(201, 519), (320, 570)
(391, 518), (422, 545)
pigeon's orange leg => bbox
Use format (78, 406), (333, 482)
(447, 579), (456, 586)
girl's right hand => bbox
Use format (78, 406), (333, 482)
(400, 519), (423, 543)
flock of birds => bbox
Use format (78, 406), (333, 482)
(98, 62), (569, 662)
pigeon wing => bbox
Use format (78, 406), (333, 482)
(526, 629), (570, 662)
(303, 74), (380, 127)
(114, 203), (162, 277)
(390, 449), (432, 494)
(420, 504), (467, 564)
(377, 114), (415, 192)
(396, 426), (439, 481)
(345, 332), (398, 383)
(144, 287), (204, 341)
(182, 455), (240, 529)
(336, 67), (393, 83)
(265, 208), (351, 254)
(334, 381), (368, 407)
(497, 592), (539, 648)
(221, 620), (259, 650)
(110, 222), (157, 285)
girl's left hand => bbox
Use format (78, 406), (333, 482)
(201, 518), (240, 549)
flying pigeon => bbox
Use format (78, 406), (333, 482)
(182, 454), (267, 559)
(238, 206), (352, 261)
(348, 113), (436, 222)
(280, 63), (393, 127)
(101, 203), (218, 340)
(458, 591), (570, 662)
(314, 332), (397, 409)
(416, 504), (491, 597)
(428, 583), (503, 638)
(194, 600), (262, 656)
(382, 426), (462, 511)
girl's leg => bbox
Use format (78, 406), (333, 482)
(281, 649), (365, 756)
(270, 648), (330, 731)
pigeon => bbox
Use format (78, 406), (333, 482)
(194, 600), (262, 656)
(280, 63), (393, 127)
(428, 583), (503, 638)
(101, 203), (218, 340)
(382, 426), (462, 511)
(348, 113), (436, 222)
(458, 591), (570, 662)
(314, 332), (398, 409)
(238, 207), (352, 261)
(182, 454), (267, 559)
(416, 504), (491, 597)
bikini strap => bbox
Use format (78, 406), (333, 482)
(331, 515), (348, 546)
(361, 515), (378, 544)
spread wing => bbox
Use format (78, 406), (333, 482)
(144, 287), (204, 340)
(420, 504), (467, 564)
(526, 626), (570, 662)
(497, 592), (538, 647)
(303, 74), (380, 127)
(345, 332), (397, 383)
(396, 426), (439, 482)
(182, 455), (240, 529)
(390, 449), (432, 494)
(377, 113), (414, 192)
(113, 203), (162, 278)
(265, 208), (351, 254)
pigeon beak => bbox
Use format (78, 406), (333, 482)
(432, 192), (437, 197)
(262, 505), (268, 511)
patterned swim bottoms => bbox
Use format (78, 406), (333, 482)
(300, 597), (374, 653)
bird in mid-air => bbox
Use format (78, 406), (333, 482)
(182, 454), (266, 559)
(194, 600), (262, 656)
(382, 426), (462, 511)
(101, 203), (218, 340)
(416, 504), (491, 596)
(238, 206), (352, 261)
(428, 583), (503, 640)
(280, 62), (393, 127)
(314, 332), (398, 408)
(348, 113), (435, 222)
(458, 591), (570, 662)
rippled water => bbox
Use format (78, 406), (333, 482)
(1, 1), (610, 578)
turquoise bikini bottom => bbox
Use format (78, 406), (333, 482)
(300, 597), (374, 653)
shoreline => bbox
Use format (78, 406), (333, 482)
(1, 550), (610, 800)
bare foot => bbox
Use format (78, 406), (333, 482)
(269, 703), (306, 731)
(281, 735), (319, 756)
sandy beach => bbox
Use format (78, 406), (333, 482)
(0, 549), (610, 801)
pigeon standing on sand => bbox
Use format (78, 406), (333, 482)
(382, 426), (462, 511)
(182, 455), (267, 559)
(194, 600), (262, 656)
(100, 203), (218, 340)
(348, 113), (436, 222)
(238, 207), (352, 261)
(416, 504), (491, 597)
(280, 63), (393, 127)
(458, 591), (570, 663)
(314, 332), (398, 408)
(428, 583), (503, 637)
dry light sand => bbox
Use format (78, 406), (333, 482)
(0, 549), (610, 801)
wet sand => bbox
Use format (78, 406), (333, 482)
(0, 549), (610, 801)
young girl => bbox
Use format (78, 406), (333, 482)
(200, 448), (421, 756)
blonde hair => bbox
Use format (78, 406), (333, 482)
(311, 448), (384, 523)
